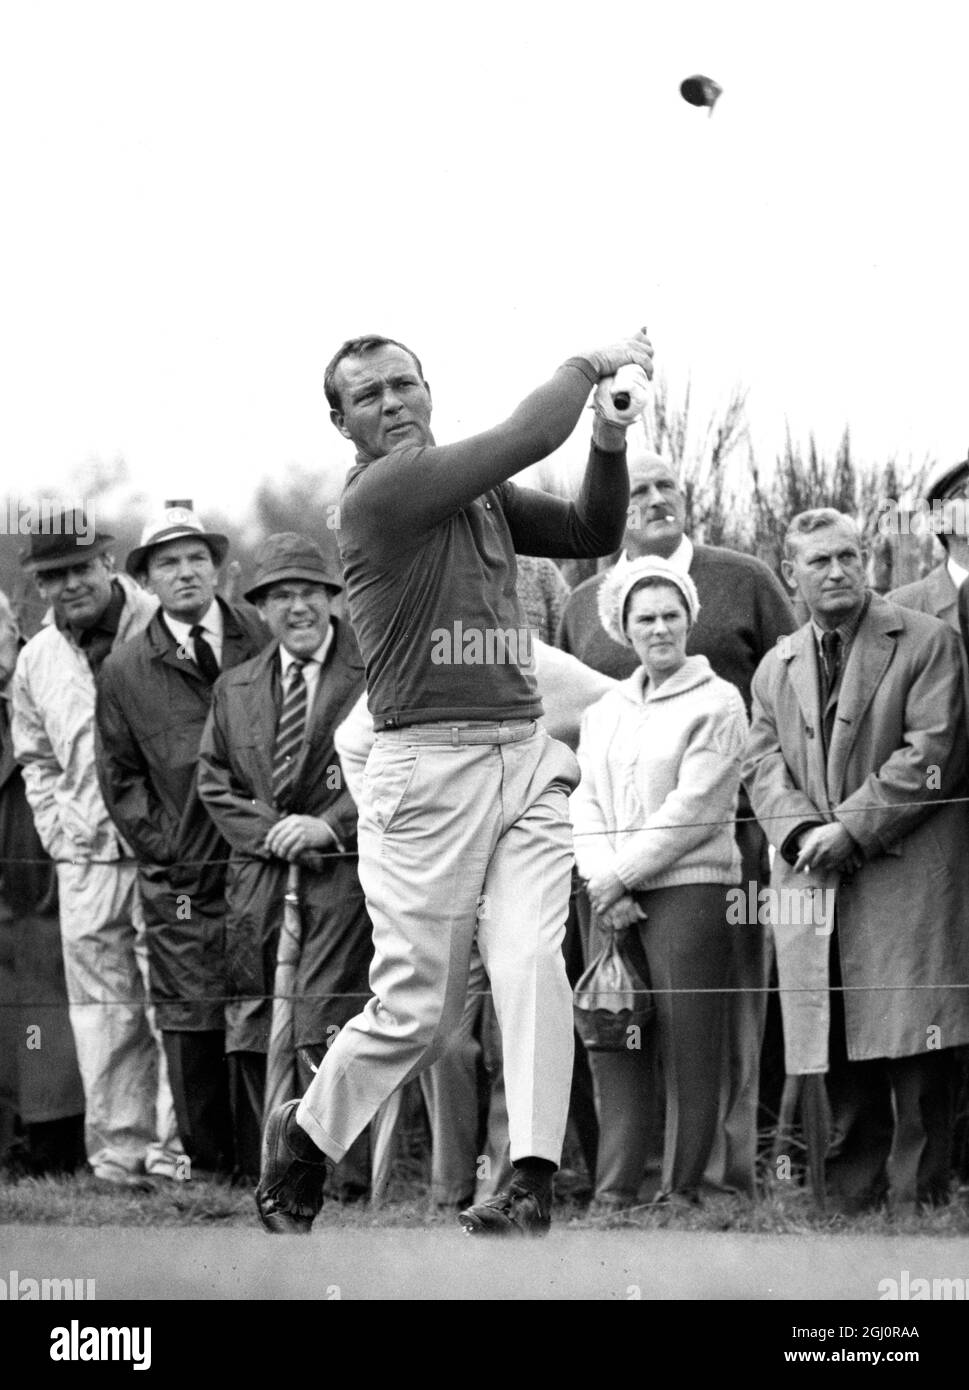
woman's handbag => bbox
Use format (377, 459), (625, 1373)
(572, 928), (654, 1051)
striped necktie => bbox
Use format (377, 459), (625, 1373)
(272, 660), (308, 807)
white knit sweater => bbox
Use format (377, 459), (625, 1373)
(572, 654), (747, 891)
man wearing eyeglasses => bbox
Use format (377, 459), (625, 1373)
(197, 533), (374, 1201)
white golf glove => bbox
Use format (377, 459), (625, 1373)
(593, 362), (651, 427)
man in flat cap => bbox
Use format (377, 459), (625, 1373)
(95, 501), (270, 1179)
(198, 533), (374, 1198)
(11, 511), (182, 1186)
(889, 451), (969, 633)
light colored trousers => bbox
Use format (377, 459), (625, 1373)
(56, 860), (182, 1178)
(298, 721), (578, 1167)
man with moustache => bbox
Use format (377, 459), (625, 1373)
(558, 454), (796, 1201)
(96, 502), (269, 1178)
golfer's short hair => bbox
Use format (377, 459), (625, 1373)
(323, 336), (426, 412)
(784, 508), (861, 560)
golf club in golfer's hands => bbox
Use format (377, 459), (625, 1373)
(584, 325), (653, 427)
(594, 361), (652, 427)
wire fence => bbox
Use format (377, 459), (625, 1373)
(5, 983), (969, 1011)
(4, 794), (969, 1007)
(4, 790), (969, 867)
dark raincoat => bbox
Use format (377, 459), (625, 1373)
(95, 598), (269, 1029)
(197, 619), (372, 1052)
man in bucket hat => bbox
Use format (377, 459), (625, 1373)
(198, 532), (374, 1202)
(95, 501), (270, 1179)
(11, 509), (183, 1186)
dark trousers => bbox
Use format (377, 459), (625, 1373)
(826, 943), (957, 1210)
(162, 1030), (233, 1176)
(226, 1047), (371, 1192)
(707, 817), (770, 1196)
(588, 883), (731, 1202)
(227, 1050), (266, 1183)
(565, 884), (600, 1182)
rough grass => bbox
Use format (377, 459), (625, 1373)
(3, 1165), (969, 1236)
(6, 1097), (969, 1235)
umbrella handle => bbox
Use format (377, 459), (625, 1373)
(284, 860), (300, 905)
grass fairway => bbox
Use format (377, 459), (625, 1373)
(4, 1168), (969, 1233)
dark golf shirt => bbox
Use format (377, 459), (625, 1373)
(338, 359), (630, 729)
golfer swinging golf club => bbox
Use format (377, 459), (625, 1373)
(256, 327), (653, 1236)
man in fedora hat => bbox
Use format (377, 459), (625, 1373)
(11, 510), (183, 1186)
(95, 501), (270, 1178)
(197, 532), (374, 1198)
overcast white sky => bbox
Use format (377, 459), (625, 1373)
(3, 0), (968, 517)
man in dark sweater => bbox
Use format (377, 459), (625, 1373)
(558, 453), (796, 1199)
(557, 454), (794, 701)
(256, 327), (654, 1236)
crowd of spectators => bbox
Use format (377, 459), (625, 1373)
(3, 442), (969, 1219)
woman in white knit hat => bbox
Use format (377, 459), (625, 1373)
(572, 555), (748, 1209)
